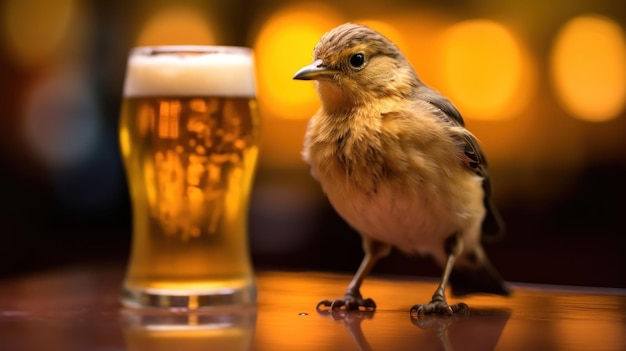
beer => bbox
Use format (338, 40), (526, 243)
(119, 46), (259, 309)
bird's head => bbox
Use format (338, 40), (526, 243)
(294, 23), (419, 112)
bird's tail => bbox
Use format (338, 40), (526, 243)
(449, 251), (510, 297)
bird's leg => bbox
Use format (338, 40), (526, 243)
(317, 238), (390, 311)
(410, 233), (469, 316)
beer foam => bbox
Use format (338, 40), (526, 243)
(123, 46), (256, 97)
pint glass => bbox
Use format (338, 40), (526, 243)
(118, 46), (259, 309)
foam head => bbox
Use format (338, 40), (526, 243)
(123, 46), (256, 97)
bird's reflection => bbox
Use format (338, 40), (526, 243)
(409, 308), (511, 351)
(410, 312), (469, 351)
(317, 308), (376, 351)
(121, 306), (256, 351)
(317, 307), (510, 351)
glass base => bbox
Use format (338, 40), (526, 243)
(121, 285), (256, 310)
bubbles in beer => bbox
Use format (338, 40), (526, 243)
(133, 97), (256, 241)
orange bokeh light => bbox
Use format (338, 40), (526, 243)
(550, 15), (626, 122)
(438, 19), (534, 121)
(254, 2), (344, 121)
(252, 2), (344, 168)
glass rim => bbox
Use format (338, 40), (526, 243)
(129, 45), (252, 57)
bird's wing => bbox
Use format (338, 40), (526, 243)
(418, 86), (505, 238)
(417, 86), (483, 173)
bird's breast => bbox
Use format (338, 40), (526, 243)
(320, 175), (458, 255)
(310, 140), (453, 254)
(304, 105), (485, 256)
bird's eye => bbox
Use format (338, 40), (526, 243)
(349, 53), (365, 69)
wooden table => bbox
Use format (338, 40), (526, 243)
(0, 263), (624, 350)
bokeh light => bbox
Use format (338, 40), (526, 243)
(252, 2), (343, 168)
(135, 6), (216, 46)
(254, 2), (343, 120)
(550, 15), (626, 122)
(1, 0), (79, 65)
(439, 19), (533, 120)
(22, 66), (101, 169)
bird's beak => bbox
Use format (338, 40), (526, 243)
(293, 59), (337, 80)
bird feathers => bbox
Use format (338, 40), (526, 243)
(298, 23), (508, 297)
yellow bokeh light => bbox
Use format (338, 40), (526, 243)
(439, 19), (531, 120)
(135, 6), (215, 46)
(550, 15), (626, 122)
(251, 2), (344, 168)
(1, 0), (78, 64)
(254, 2), (343, 120)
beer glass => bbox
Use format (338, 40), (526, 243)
(118, 46), (259, 309)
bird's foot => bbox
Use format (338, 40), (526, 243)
(317, 307), (375, 322)
(409, 300), (468, 318)
(316, 293), (376, 312)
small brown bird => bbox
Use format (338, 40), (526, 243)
(293, 23), (510, 315)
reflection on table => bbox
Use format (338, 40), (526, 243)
(0, 265), (625, 350)
(122, 307), (256, 351)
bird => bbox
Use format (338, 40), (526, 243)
(293, 23), (510, 316)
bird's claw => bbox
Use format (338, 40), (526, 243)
(316, 296), (377, 312)
(409, 301), (468, 318)
(317, 306), (375, 321)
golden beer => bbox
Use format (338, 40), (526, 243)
(119, 46), (259, 309)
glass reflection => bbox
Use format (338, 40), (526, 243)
(121, 307), (256, 351)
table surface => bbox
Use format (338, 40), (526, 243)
(0, 263), (625, 351)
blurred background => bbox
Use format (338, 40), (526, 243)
(0, 0), (624, 288)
